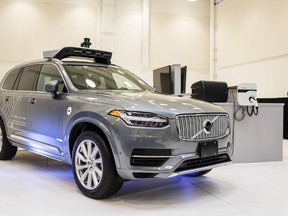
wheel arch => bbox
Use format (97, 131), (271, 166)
(0, 113), (8, 134)
(66, 115), (121, 169)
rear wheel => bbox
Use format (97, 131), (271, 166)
(185, 169), (212, 177)
(0, 120), (17, 160)
(72, 131), (123, 199)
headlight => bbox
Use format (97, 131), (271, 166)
(109, 110), (168, 127)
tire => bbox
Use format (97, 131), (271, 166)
(185, 169), (212, 177)
(0, 120), (17, 160)
(72, 131), (123, 199)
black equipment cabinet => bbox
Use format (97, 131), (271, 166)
(191, 80), (228, 103)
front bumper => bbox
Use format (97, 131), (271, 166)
(106, 116), (232, 180)
(117, 148), (232, 180)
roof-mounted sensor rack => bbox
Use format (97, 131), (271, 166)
(43, 47), (112, 64)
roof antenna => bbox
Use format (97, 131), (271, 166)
(80, 38), (92, 48)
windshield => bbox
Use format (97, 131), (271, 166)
(63, 64), (153, 92)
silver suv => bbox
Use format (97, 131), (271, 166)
(0, 47), (232, 199)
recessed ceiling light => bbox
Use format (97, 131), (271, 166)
(188, 0), (198, 2)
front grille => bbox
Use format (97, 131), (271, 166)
(175, 154), (231, 172)
(176, 114), (229, 141)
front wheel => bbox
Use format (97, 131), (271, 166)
(72, 131), (123, 199)
(0, 120), (17, 160)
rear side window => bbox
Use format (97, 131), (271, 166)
(17, 65), (42, 91)
(2, 68), (21, 90)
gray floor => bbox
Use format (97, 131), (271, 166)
(1, 141), (288, 216)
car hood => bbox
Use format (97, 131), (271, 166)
(78, 91), (226, 118)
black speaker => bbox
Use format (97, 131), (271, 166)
(191, 81), (228, 102)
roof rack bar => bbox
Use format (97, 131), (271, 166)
(43, 47), (112, 64)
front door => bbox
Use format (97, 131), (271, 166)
(25, 64), (68, 159)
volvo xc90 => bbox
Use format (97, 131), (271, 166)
(0, 47), (232, 199)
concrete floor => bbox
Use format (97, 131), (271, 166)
(1, 141), (288, 216)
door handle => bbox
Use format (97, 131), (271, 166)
(29, 98), (37, 104)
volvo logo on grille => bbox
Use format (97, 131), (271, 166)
(203, 120), (213, 134)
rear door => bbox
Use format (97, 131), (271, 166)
(1, 65), (40, 140)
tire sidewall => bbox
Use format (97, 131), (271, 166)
(0, 120), (5, 154)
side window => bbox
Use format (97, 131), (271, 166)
(18, 65), (41, 91)
(2, 68), (21, 90)
(36, 64), (67, 93)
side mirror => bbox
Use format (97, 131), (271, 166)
(45, 80), (60, 99)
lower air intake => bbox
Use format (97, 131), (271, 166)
(175, 154), (231, 173)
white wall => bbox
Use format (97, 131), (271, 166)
(113, 0), (143, 82)
(100, 0), (148, 84)
(100, 0), (211, 90)
(150, 0), (210, 92)
(0, 0), (210, 92)
(216, 0), (288, 97)
(0, 0), (97, 80)
(4, 0), (288, 98)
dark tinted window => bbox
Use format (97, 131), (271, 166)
(18, 65), (42, 91)
(36, 64), (67, 93)
(2, 68), (21, 90)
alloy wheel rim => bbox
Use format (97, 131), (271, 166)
(75, 139), (103, 190)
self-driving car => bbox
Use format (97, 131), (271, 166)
(0, 47), (232, 199)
